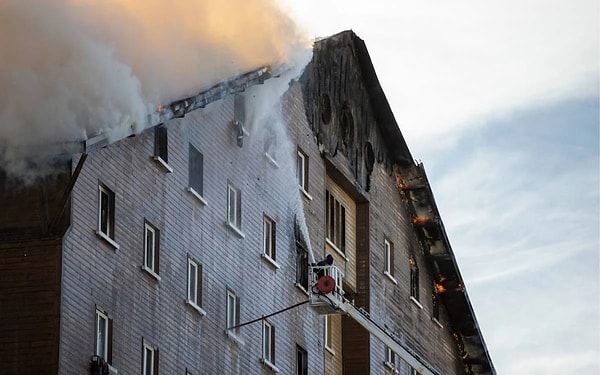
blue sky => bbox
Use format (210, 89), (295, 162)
(281, 0), (599, 373)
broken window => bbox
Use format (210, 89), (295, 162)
(409, 252), (419, 301)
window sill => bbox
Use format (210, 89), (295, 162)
(325, 238), (348, 261)
(410, 296), (423, 309)
(384, 361), (396, 370)
(152, 156), (174, 173)
(95, 230), (120, 250)
(261, 253), (281, 269)
(295, 283), (309, 296)
(186, 300), (207, 317)
(225, 222), (245, 238)
(432, 317), (443, 328)
(264, 153), (279, 168)
(383, 271), (398, 285)
(300, 188), (313, 201)
(141, 265), (161, 281)
(325, 346), (335, 356)
(108, 364), (118, 375)
(260, 358), (280, 373)
(186, 187), (208, 206)
(224, 330), (244, 345)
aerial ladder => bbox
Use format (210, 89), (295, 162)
(308, 265), (441, 375)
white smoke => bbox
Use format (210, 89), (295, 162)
(0, 0), (311, 176)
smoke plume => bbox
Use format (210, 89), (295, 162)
(0, 0), (310, 176)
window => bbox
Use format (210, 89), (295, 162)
(263, 215), (276, 261)
(97, 183), (118, 248)
(385, 346), (395, 369)
(324, 315), (333, 352)
(297, 148), (309, 193)
(432, 282), (440, 322)
(226, 289), (240, 332)
(143, 342), (158, 375)
(296, 345), (308, 375)
(154, 125), (168, 164)
(384, 239), (394, 275)
(410, 367), (420, 375)
(262, 321), (275, 365)
(410, 254), (419, 301)
(187, 258), (204, 315)
(188, 144), (204, 201)
(227, 183), (242, 232)
(95, 309), (112, 364)
(143, 221), (160, 276)
(264, 127), (279, 167)
(325, 190), (346, 252)
(296, 247), (309, 291)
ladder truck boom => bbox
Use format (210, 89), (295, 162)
(309, 265), (440, 375)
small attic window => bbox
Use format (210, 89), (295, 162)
(320, 94), (332, 124)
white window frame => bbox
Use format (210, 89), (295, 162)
(384, 239), (397, 284)
(186, 257), (206, 316)
(297, 149), (310, 199)
(226, 183), (244, 237)
(384, 346), (395, 370)
(97, 183), (119, 249)
(226, 290), (238, 331)
(325, 190), (346, 255)
(142, 222), (159, 279)
(262, 320), (275, 365)
(187, 143), (207, 205)
(261, 215), (280, 269)
(142, 343), (156, 375)
(324, 315), (334, 354)
(95, 310), (109, 361)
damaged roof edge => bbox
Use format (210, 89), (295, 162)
(348, 31), (413, 165)
(82, 66), (272, 154)
(415, 162), (496, 374)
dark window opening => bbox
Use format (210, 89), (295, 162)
(154, 125), (168, 163)
(188, 144), (204, 196)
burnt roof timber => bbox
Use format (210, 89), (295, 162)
(411, 162), (496, 374)
(80, 66), (272, 154)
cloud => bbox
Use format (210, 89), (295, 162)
(282, 0), (599, 152)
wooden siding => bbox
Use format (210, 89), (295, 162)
(324, 314), (343, 375)
(0, 239), (62, 375)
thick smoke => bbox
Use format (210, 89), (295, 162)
(0, 0), (310, 176)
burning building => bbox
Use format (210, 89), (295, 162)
(0, 28), (495, 375)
